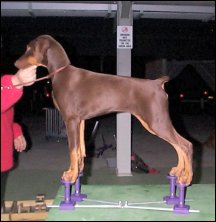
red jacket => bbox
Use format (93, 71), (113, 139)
(1, 75), (23, 172)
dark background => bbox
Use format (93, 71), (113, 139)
(1, 17), (215, 72)
(1, 16), (215, 115)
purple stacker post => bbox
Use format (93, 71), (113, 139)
(59, 179), (75, 210)
(163, 175), (179, 205)
(173, 183), (190, 214)
(71, 172), (87, 202)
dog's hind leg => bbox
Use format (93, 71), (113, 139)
(134, 114), (193, 185)
(167, 133), (193, 185)
(62, 118), (81, 183)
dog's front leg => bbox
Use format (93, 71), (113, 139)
(78, 120), (86, 173)
(62, 118), (80, 184)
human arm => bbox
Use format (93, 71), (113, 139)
(1, 65), (37, 112)
(1, 75), (23, 112)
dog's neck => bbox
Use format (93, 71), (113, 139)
(45, 42), (71, 73)
(47, 60), (70, 74)
(48, 64), (69, 79)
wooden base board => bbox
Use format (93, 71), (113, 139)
(1, 199), (53, 221)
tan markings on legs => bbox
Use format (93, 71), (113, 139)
(62, 149), (79, 183)
(173, 135), (193, 185)
(134, 114), (193, 185)
(134, 114), (181, 180)
(169, 143), (185, 178)
(80, 120), (86, 157)
(168, 132), (193, 185)
(62, 118), (80, 184)
(78, 120), (85, 173)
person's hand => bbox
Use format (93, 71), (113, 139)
(12, 65), (37, 89)
(14, 135), (27, 152)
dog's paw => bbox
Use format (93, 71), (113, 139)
(177, 172), (192, 186)
(62, 169), (78, 184)
(170, 166), (181, 177)
(169, 167), (192, 186)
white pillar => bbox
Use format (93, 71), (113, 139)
(116, 1), (133, 176)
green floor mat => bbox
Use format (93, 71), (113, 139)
(46, 184), (215, 221)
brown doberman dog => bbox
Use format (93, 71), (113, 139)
(15, 35), (193, 185)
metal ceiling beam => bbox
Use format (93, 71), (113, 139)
(1, 1), (117, 17)
(1, 1), (215, 21)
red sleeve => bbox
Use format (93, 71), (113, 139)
(1, 75), (23, 113)
(13, 122), (23, 139)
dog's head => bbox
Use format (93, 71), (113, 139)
(15, 35), (70, 70)
(14, 35), (54, 69)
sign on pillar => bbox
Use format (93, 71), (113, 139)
(117, 26), (133, 49)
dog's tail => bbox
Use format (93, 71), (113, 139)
(156, 75), (170, 90)
(158, 75), (170, 83)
